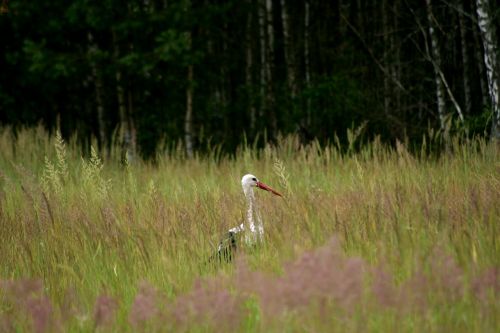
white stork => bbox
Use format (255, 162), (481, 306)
(215, 174), (282, 262)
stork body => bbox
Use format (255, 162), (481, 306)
(215, 174), (282, 262)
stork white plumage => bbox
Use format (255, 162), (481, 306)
(215, 174), (282, 261)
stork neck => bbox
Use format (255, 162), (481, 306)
(243, 186), (263, 243)
(243, 185), (255, 203)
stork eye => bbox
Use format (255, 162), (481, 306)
(252, 177), (257, 181)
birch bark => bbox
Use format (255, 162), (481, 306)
(471, 6), (490, 109)
(265, 0), (277, 134)
(246, 0), (256, 132)
(382, 0), (391, 116)
(425, 0), (447, 130)
(185, 64), (194, 158)
(280, 0), (297, 98)
(112, 30), (135, 161)
(87, 32), (106, 150)
(475, 0), (500, 139)
(304, 0), (311, 126)
(258, 0), (266, 119)
(458, 3), (472, 115)
(184, 0), (194, 158)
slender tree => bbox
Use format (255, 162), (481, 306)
(258, 0), (267, 120)
(265, 0), (277, 134)
(280, 0), (297, 98)
(458, 2), (472, 115)
(246, 0), (256, 132)
(87, 32), (106, 150)
(471, 4), (490, 109)
(382, 0), (391, 117)
(185, 33), (194, 158)
(425, 0), (447, 130)
(475, 0), (500, 139)
(304, 0), (311, 126)
(113, 29), (136, 161)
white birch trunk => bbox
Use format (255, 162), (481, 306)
(258, 0), (267, 118)
(475, 0), (500, 139)
(458, 3), (472, 115)
(280, 0), (297, 98)
(112, 30), (135, 161)
(393, 0), (401, 112)
(382, 0), (391, 116)
(426, 0), (447, 130)
(87, 32), (106, 149)
(304, 0), (311, 126)
(246, 0), (256, 132)
(265, 0), (277, 133)
(127, 90), (137, 156)
(472, 7), (490, 109)
(185, 64), (194, 158)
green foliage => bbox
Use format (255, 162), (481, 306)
(5, 0), (495, 155)
(155, 29), (191, 62)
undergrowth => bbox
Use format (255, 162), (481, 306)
(0, 126), (499, 332)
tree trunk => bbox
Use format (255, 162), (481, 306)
(392, 0), (402, 114)
(246, 0), (256, 133)
(304, 0), (311, 126)
(258, 0), (267, 119)
(265, 0), (277, 135)
(425, 0), (447, 131)
(87, 32), (106, 150)
(471, 5), (490, 110)
(127, 90), (137, 156)
(184, 0), (194, 158)
(112, 30), (135, 162)
(280, 0), (297, 98)
(382, 0), (391, 117)
(458, 3), (472, 115)
(475, 0), (500, 139)
(185, 64), (194, 158)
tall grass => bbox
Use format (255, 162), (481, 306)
(0, 126), (498, 332)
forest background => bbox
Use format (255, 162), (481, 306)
(1, 1), (500, 331)
(0, 0), (499, 157)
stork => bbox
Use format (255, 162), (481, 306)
(215, 174), (282, 262)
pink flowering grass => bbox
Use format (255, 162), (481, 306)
(0, 129), (499, 332)
(0, 279), (57, 333)
(0, 238), (499, 331)
(93, 294), (118, 329)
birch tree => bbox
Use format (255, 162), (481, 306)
(304, 0), (311, 126)
(471, 6), (490, 109)
(245, 0), (256, 133)
(185, 33), (194, 159)
(87, 32), (106, 150)
(112, 30), (136, 162)
(458, 2), (472, 115)
(280, 0), (297, 98)
(425, 0), (447, 130)
(475, 0), (500, 139)
(382, 0), (390, 116)
(265, 0), (277, 134)
(258, 0), (267, 119)
(183, 0), (194, 158)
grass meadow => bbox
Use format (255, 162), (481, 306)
(0, 127), (499, 332)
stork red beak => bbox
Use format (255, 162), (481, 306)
(256, 181), (282, 197)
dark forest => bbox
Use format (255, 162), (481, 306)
(1, 0), (499, 158)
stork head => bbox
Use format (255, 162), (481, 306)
(241, 174), (282, 197)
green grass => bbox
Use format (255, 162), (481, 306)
(0, 126), (499, 332)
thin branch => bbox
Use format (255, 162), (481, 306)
(340, 13), (407, 92)
(438, 0), (477, 23)
(407, 4), (464, 122)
